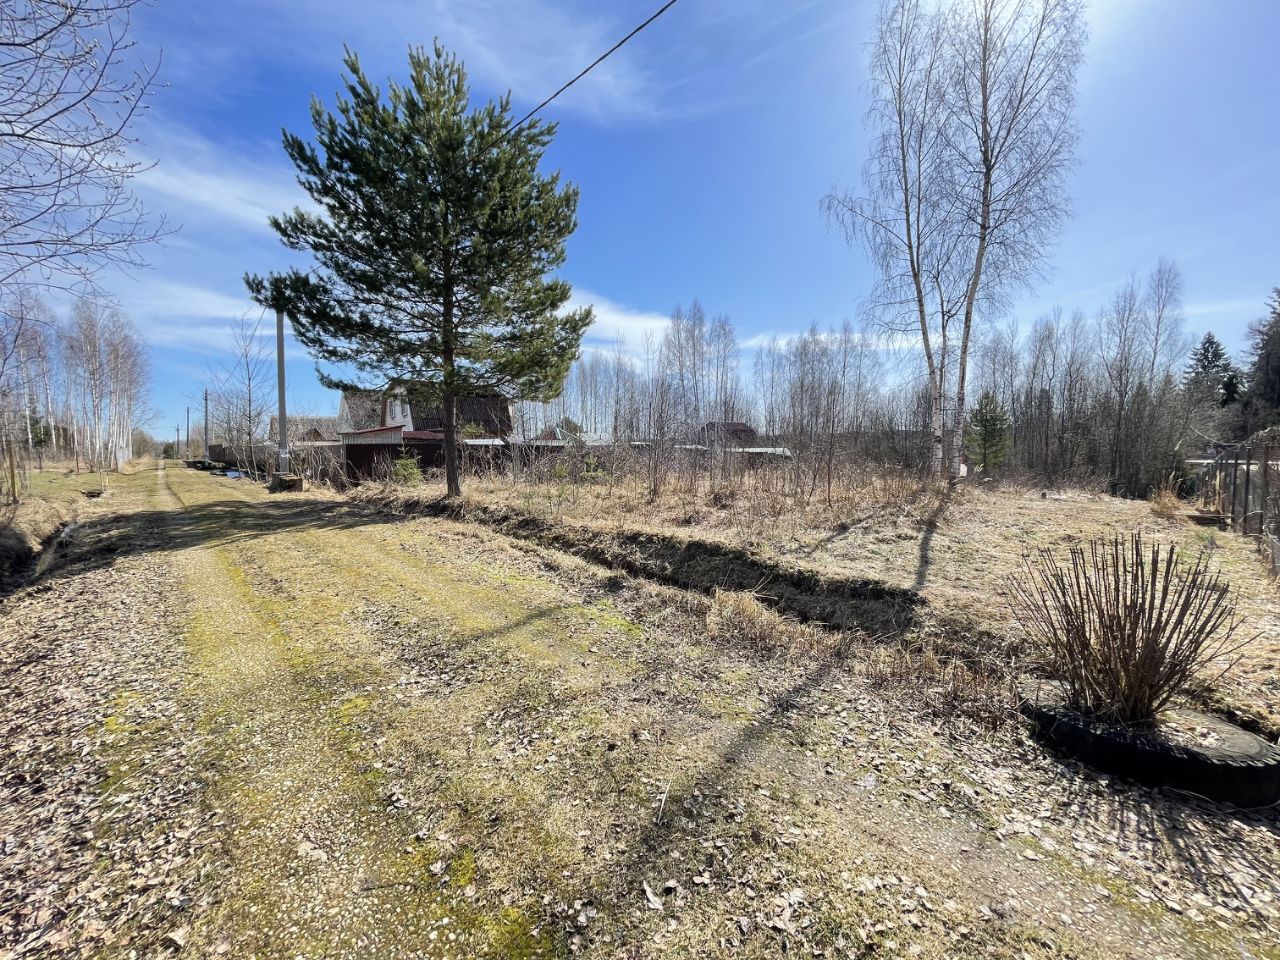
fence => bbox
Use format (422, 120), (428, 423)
(1195, 445), (1280, 575)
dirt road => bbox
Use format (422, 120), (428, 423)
(2, 463), (1276, 959)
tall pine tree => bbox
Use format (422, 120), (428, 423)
(1242, 289), (1280, 434)
(247, 44), (592, 497)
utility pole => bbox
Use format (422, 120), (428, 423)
(185, 406), (190, 461)
(275, 307), (289, 475)
(203, 389), (209, 460)
(175, 425), (180, 462)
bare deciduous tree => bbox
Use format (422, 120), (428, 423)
(1, 0), (163, 294)
(207, 315), (273, 476)
(827, 0), (1084, 480)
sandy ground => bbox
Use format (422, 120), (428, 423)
(0, 464), (1277, 959)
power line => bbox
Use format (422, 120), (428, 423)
(509, 0), (681, 132)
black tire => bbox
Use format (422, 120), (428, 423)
(1020, 703), (1280, 807)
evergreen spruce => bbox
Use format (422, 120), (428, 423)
(1245, 290), (1280, 423)
(247, 44), (592, 497)
(964, 390), (1012, 474)
(1184, 331), (1241, 407)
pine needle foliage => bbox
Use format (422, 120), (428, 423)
(247, 43), (592, 497)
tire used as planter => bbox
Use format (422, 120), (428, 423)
(1020, 702), (1280, 808)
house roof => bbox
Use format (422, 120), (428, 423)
(408, 392), (513, 438)
(339, 390), (383, 430)
(340, 424), (402, 437)
(268, 415), (341, 442)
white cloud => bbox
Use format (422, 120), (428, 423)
(111, 277), (266, 356)
(570, 288), (670, 352)
(132, 121), (306, 231)
(1185, 298), (1265, 319)
(126, 279), (258, 321)
(422, 0), (666, 121)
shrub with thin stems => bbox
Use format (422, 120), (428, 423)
(1008, 534), (1250, 726)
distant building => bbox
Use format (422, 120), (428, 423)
(338, 385), (514, 480)
(695, 421), (758, 447)
(515, 418), (612, 451)
(267, 415), (341, 443)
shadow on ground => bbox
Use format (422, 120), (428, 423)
(1054, 761), (1280, 911)
(20, 492), (389, 593)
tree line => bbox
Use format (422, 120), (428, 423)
(0, 294), (149, 494)
(1, 0), (159, 496)
(523, 262), (1277, 501)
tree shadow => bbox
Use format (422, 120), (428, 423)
(912, 487), (957, 591)
(13, 493), (391, 595)
(586, 659), (836, 904)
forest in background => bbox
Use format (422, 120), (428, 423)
(526, 265), (1280, 499)
(0, 295), (150, 498)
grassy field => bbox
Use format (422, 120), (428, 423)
(2, 462), (1277, 959)
(0, 464), (122, 588)
(448, 473), (1280, 735)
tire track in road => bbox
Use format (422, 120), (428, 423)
(155, 464), (474, 959)
(1, 462), (216, 958)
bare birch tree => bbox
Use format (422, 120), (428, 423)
(828, 0), (1084, 479)
(1, 0), (163, 294)
(825, 0), (959, 476)
(944, 0), (1085, 478)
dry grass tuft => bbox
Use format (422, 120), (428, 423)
(704, 588), (835, 659)
(858, 633), (1018, 726)
(1150, 489), (1183, 520)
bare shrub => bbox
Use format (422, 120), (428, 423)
(1008, 534), (1250, 725)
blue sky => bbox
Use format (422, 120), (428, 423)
(109, 0), (1280, 432)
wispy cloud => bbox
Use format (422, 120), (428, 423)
(112, 278), (266, 357)
(132, 121), (306, 232)
(1185, 297), (1265, 319)
(571, 288), (670, 352)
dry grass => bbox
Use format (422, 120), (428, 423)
(353, 469), (1280, 735)
(704, 588), (833, 659)
(1151, 489), (1183, 520)
(0, 493), (70, 588)
(458, 464), (951, 544)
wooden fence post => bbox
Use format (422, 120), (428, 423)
(1243, 447), (1254, 535)
(1231, 448), (1242, 529)
(1262, 446), (1272, 537)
